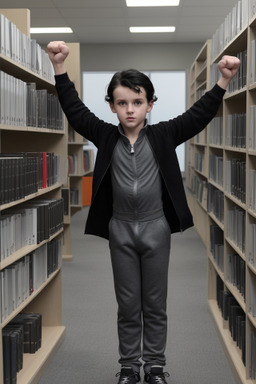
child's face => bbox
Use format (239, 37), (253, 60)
(109, 85), (153, 135)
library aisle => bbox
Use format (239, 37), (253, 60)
(38, 207), (237, 384)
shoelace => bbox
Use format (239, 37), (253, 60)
(150, 372), (170, 384)
(115, 371), (138, 384)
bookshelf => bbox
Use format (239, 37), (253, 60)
(0, 9), (66, 384)
(186, 1), (256, 383)
(65, 43), (85, 214)
(186, 39), (212, 244)
(65, 43), (94, 218)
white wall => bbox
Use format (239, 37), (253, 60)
(149, 71), (186, 171)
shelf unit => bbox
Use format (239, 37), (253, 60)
(186, 39), (212, 245)
(65, 43), (85, 215)
(65, 44), (94, 217)
(0, 9), (66, 383)
(187, 2), (256, 383)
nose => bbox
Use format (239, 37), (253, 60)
(127, 103), (134, 113)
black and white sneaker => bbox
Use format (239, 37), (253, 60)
(144, 366), (170, 384)
(116, 367), (141, 384)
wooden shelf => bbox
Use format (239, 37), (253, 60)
(187, 3), (256, 382)
(16, 326), (65, 384)
(208, 300), (253, 384)
(0, 8), (68, 384)
(0, 229), (63, 270)
(65, 43), (85, 217)
(1, 269), (61, 329)
(0, 124), (64, 134)
(0, 53), (55, 92)
(0, 183), (62, 212)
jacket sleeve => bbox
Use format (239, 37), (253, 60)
(169, 83), (226, 147)
(55, 72), (115, 147)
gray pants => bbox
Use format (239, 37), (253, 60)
(109, 213), (171, 374)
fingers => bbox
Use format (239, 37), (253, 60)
(47, 41), (69, 55)
(219, 55), (240, 71)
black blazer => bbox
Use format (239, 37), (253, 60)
(55, 73), (225, 239)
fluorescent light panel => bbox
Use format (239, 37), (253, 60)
(130, 26), (175, 33)
(30, 27), (73, 34)
(126, 0), (180, 6)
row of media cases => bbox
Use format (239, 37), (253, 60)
(189, 1), (256, 380)
(0, 9), (64, 384)
(0, 151), (66, 320)
(0, 9), (85, 384)
(0, 9), (63, 130)
(191, 139), (256, 380)
(0, 150), (66, 384)
(3, 0), (256, 382)
(190, 108), (256, 379)
(1, 1), (256, 382)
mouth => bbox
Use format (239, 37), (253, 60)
(127, 117), (135, 121)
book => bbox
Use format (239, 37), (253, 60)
(209, 154), (223, 187)
(225, 158), (246, 203)
(0, 152), (61, 206)
(225, 113), (246, 148)
(2, 313), (42, 383)
(211, 0), (249, 60)
(209, 117), (223, 146)
(226, 205), (246, 253)
(248, 222), (256, 267)
(0, 13), (54, 82)
(0, 237), (62, 321)
(62, 188), (70, 216)
(0, 71), (64, 129)
(207, 184), (224, 224)
(250, 328), (256, 379)
(227, 253), (246, 299)
(210, 225), (224, 271)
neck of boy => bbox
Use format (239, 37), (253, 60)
(128, 135), (138, 145)
(123, 130), (140, 145)
(123, 121), (146, 145)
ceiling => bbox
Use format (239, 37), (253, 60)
(0, 0), (240, 45)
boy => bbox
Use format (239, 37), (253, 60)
(47, 41), (240, 384)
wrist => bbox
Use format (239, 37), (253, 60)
(52, 62), (67, 75)
(217, 76), (230, 90)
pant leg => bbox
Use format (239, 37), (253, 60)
(138, 216), (171, 373)
(109, 217), (142, 373)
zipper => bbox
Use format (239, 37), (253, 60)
(130, 142), (138, 218)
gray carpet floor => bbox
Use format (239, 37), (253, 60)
(39, 207), (237, 384)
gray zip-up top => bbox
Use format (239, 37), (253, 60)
(111, 122), (164, 221)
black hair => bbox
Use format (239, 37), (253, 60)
(105, 69), (158, 103)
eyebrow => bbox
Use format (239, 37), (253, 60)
(115, 97), (145, 102)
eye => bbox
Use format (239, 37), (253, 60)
(118, 101), (126, 106)
(135, 100), (142, 105)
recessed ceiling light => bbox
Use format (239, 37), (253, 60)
(30, 27), (73, 34)
(126, 0), (180, 6)
(130, 26), (176, 33)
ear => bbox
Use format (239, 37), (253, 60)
(109, 102), (116, 113)
(147, 100), (154, 113)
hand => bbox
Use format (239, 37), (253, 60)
(217, 55), (241, 89)
(47, 41), (69, 74)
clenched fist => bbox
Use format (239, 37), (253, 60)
(217, 55), (241, 89)
(47, 41), (69, 75)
